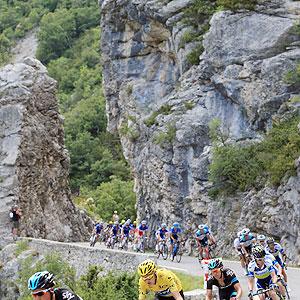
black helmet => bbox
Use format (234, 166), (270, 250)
(208, 258), (223, 270)
(252, 245), (266, 259)
(28, 271), (55, 290)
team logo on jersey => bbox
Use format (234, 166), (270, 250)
(62, 291), (75, 299)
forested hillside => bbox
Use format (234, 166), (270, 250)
(0, 0), (136, 221)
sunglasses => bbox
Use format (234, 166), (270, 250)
(32, 288), (51, 297)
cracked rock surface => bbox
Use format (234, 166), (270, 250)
(0, 58), (92, 244)
(100, 0), (300, 263)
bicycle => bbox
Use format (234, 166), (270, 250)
(276, 275), (290, 300)
(137, 235), (147, 253)
(171, 240), (183, 263)
(197, 243), (216, 263)
(119, 235), (129, 251)
(156, 240), (168, 260)
(248, 285), (285, 300)
(89, 233), (99, 247)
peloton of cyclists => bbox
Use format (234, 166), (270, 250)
(195, 224), (216, 260)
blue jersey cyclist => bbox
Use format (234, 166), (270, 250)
(265, 237), (288, 283)
(121, 219), (132, 237)
(155, 223), (169, 252)
(169, 222), (181, 254)
(112, 221), (121, 236)
(196, 224), (216, 260)
(247, 245), (279, 300)
(95, 221), (103, 235)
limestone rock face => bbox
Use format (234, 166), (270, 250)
(101, 0), (300, 263)
(0, 58), (92, 244)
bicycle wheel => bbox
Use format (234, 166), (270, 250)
(176, 248), (182, 263)
(90, 234), (96, 247)
(162, 244), (168, 260)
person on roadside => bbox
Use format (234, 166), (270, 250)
(112, 210), (119, 222)
(138, 259), (184, 300)
(28, 271), (83, 299)
(206, 258), (242, 300)
(9, 204), (21, 240)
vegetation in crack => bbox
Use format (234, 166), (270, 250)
(153, 122), (177, 147)
(144, 104), (173, 127)
(208, 114), (300, 197)
(180, 0), (258, 65)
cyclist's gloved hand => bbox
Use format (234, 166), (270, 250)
(270, 283), (278, 289)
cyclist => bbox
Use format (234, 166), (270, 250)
(135, 220), (149, 251)
(257, 234), (266, 247)
(28, 271), (83, 299)
(120, 219), (131, 249)
(239, 228), (256, 266)
(247, 245), (279, 300)
(206, 258), (242, 300)
(107, 221), (120, 247)
(138, 259), (184, 300)
(265, 237), (288, 283)
(233, 234), (248, 276)
(155, 223), (169, 253)
(169, 222), (182, 257)
(195, 224), (215, 260)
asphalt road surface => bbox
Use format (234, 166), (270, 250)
(81, 242), (299, 299)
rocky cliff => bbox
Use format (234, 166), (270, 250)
(100, 0), (300, 263)
(0, 58), (92, 245)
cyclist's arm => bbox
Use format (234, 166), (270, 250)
(271, 269), (278, 284)
(205, 288), (213, 300)
(233, 282), (243, 299)
(170, 291), (183, 300)
(138, 279), (147, 300)
(247, 275), (255, 292)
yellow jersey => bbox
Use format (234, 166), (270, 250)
(139, 268), (183, 300)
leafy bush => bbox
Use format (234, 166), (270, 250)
(79, 177), (136, 222)
(209, 115), (300, 196)
(76, 266), (139, 300)
(18, 253), (77, 300)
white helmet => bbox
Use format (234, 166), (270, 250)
(257, 234), (266, 241)
(141, 220), (147, 225)
(198, 224), (205, 230)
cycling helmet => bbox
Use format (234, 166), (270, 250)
(252, 245), (266, 258)
(208, 258), (223, 270)
(141, 220), (147, 225)
(161, 223), (167, 228)
(109, 221), (113, 225)
(241, 228), (250, 235)
(121, 219), (126, 224)
(114, 211), (117, 214)
(138, 259), (157, 277)
(114, 221), (119, 225)
(133, 221), (137, 225)
(198, 224), (205, 230)
(257, 234), (266, 241)
(28, 271), (55, 290)
(266, 237), (275, 244)
(173, 222), (180, 228)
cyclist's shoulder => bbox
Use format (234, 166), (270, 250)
(156, 268), (175, 280)
(54, 288), (83, 300)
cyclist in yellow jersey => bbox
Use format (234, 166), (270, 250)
(138, 259), (184, 300)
